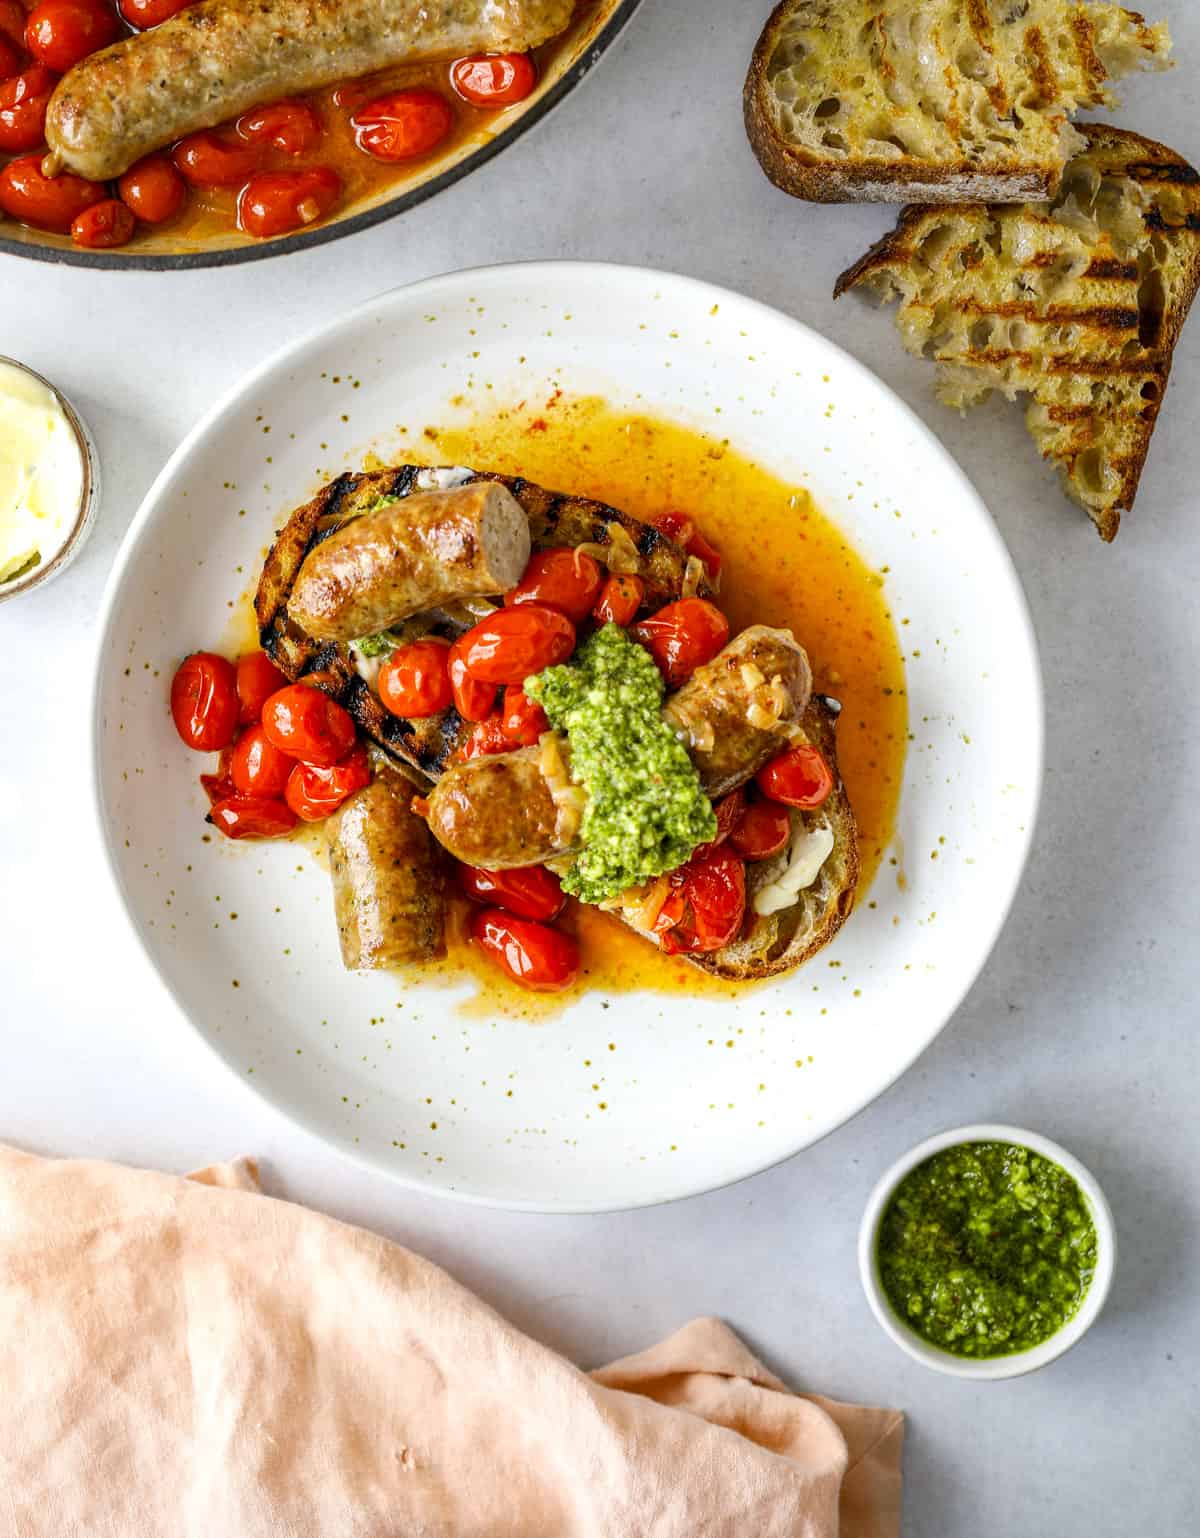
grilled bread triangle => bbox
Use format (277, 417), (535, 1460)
(745, 0), (1170, 204)
(835, 124), (1200, 540)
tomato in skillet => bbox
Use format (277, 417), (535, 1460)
(173, 132), (261, 188)
(729, 797), (792, 861)
(0, 67), (57, 155)
(170, 652), (240, 752)
(451, 52), (537, 107)
(351, 89), (453, 162)
(459, 604), (575, 686)
(655, 844), (746, 956)
(0, 33), (22, 79)
(506, 547), (603, 624)
(0, 155), (105, 230)
(25, 0), (119, 73)
(230, 724), (294, 798)
(755, 745), (834, 810)
(119, 0), (191, 25)
(594, 573), (644, 627)
(284, 746), (371, 821)
(447, 637), (497, 723)
(458, 864), (565, 923)
(378, 637), (453, 720)
(118, 154), (186, 223)
(208, 796), (298, 841)
(235, 650), (287, 724)
(470, 908), (579, 992)
(632, 598), (729, 686)
(261, 684), (356, 767)
(71, 197), (135, 248)
(236, 99), (321, 156)
(237, 166), (340, 238)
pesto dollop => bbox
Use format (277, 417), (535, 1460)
(877, 1141), (1098, 1358)
(527, 624), (716, 905)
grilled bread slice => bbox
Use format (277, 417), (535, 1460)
(745, 0), (1170, 205)
(835, 124), (1200, 540)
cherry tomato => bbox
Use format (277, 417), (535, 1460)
(451, 52), (537, 108)
(655, 844), (746, 956)
(729, 797), (792, 861)
(238, 165), (339, 238)
(0, 33), (22, 78)
(25, 0), (119, 73)
(456, 714), (509, 761)
(119, 0), (190, 24)
(447, 637), (497, 722)
(199, 742), (236, 806)
(457, 864), (565, 922)
(230, 723), (293, 798)
(170, 651), (239, 752)
(0, 67), (60, 156)
(261, 683), (356, 767)
(71, 196), (134, 248)
(351, 88), (453, 162)
(173, 131), (260, 187)
(0, 1), (25, 49)
(117, 153), (185, 223)
(594, 573), (644, 627)
(208, 795), (297, 841)
(696, 787), (745, 855)
(755, 745), (834, 810)
(506, 547), (602, 624)
(470, 907), (579, 992)
(235, 98), (321, 155)
(649, 509), (722, 580)
(0, 154), (104, 230)
(284, 746), (371, 822)
(460, 604), (575, 686)
(378, 637), (453, 720)
(235, 650), (287, 724)
(632, 598), (729, 687)
(500, 684), (548, 745)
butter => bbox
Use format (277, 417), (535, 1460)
(0, 361), (84, 585)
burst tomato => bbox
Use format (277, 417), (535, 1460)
(694, 788), (745, 859)
(119, 0), (190, 24)
(0, 66), (58, 155)
(506, 547), (602, 623)
(208, 796), (298, 841)
(71, 197), (135, 248)
(378, 637), (453, 720)
(230, 724), (294, 798)
(261, 684), (356, 767)
(0, 153), (105, 230)
(173, 131), (260, 187)
(470, 908), (579, 992)
(729, 797), (792, 860)
(649, 510), (723, 580)
(594, 573), (644, 627)
(235, 650), (287, 724)
(632, 598), (729, 686)
(755, 745), (834, 810)
(118, 153), (186, 223)
(450, 52), (537, 107)
(25, 0), (119, 74)
(284, 746), (371, 821)
(655, 844), (746, 956)
(457, 685), (548, 760)
(447, 637), (497, 722)
(459, 604), (575, 686)
(351, 88), (453, 162)
(236, 98), (321, 155)
(170, 652), (239, 752)
(199, 742), (237, 806)
(237, 165), (340, 237)
(457, 864), (564, 922)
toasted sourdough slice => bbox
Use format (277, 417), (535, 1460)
(745, 0), (1170, 204)
(256, 465), (859, 981)
(834, 125), (1200, 539)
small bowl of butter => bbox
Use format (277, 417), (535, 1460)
(0, 357), (99, 602)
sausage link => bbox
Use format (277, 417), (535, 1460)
(46, 0), (574, 181)
(425, 745), (577, 870)
(288, 482), (531, 644)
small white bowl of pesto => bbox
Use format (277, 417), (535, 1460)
(859, 1125), (1116, 1380)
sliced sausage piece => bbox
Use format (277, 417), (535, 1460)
(45, 0), (575, 182)
(663, 626), (812, 799)
(424, 742), (582, 870)
(327, 758), (445, 970)
(288, 482), (531, 644)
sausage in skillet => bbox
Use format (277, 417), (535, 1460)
(45, 0), (574, 181)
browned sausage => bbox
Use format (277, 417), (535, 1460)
(424, 743), (583, 870)
(288, 482), (530, 644)
(326, 759), (445, 970)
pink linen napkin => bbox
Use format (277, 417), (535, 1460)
(0, 1144), (903, 1536)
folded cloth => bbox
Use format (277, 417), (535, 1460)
(0, 1144), (903, 1537)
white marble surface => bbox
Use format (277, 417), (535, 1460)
(3, 2), (1199, 1531)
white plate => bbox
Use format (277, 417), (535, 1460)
(91, 263), (1043, 1213)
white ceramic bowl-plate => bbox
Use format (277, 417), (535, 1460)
(91, 263), (1043, 1212)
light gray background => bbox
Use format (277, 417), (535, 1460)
(3, 2), (1198, 1532)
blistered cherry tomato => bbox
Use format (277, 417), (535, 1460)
(470, 907), (579, 992)
(200, 742), (237, 806)
(460, 604), (575, 686)
(695, 787), (745, 859)
(458, 864), (565, 922)
(633, 597), (729, 687)
(650, 509), (722, 579)
(448, 637), (497, 722)
(0, 33), (22, 78)
(235, 650), (287, 724)
(378, 637), (452, 720)
(119, 0), (190, 24)
(450, 52), (537, 107)
(230, 724), (294, 798)
(117, 153), (185, 223)
(208, 795), (297, 841)
(0, 0), (25, 48)
(71, 196), (134, 248)
(173, 131), (260, 187)
(0, 66), (57, 155)
(655, 844), (746, 956)
(594, 573), (644, 627)
(0, 154), (104, 229)
(351, 88), (453, 162)
(284, 746), (370, 821)
(506, 547), (602, 624)
(500, 684), (548, 745)
(237, 165), (339, 238)
(456, 713), (510, 761)
(170, 652), (239, 752)
(25, 0), (119, 72)
(261, 683), (356, 767)
(755, 745), (834, 809)
(730, 797), (792, 861)
(235, 98), (320, 155)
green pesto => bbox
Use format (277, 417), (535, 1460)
(352, 628), (405, 658)
(527, 624), (717, 905)
(877, 1141), (1097, 1358)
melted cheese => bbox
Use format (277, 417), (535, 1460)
(753, 823), (836, 917)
